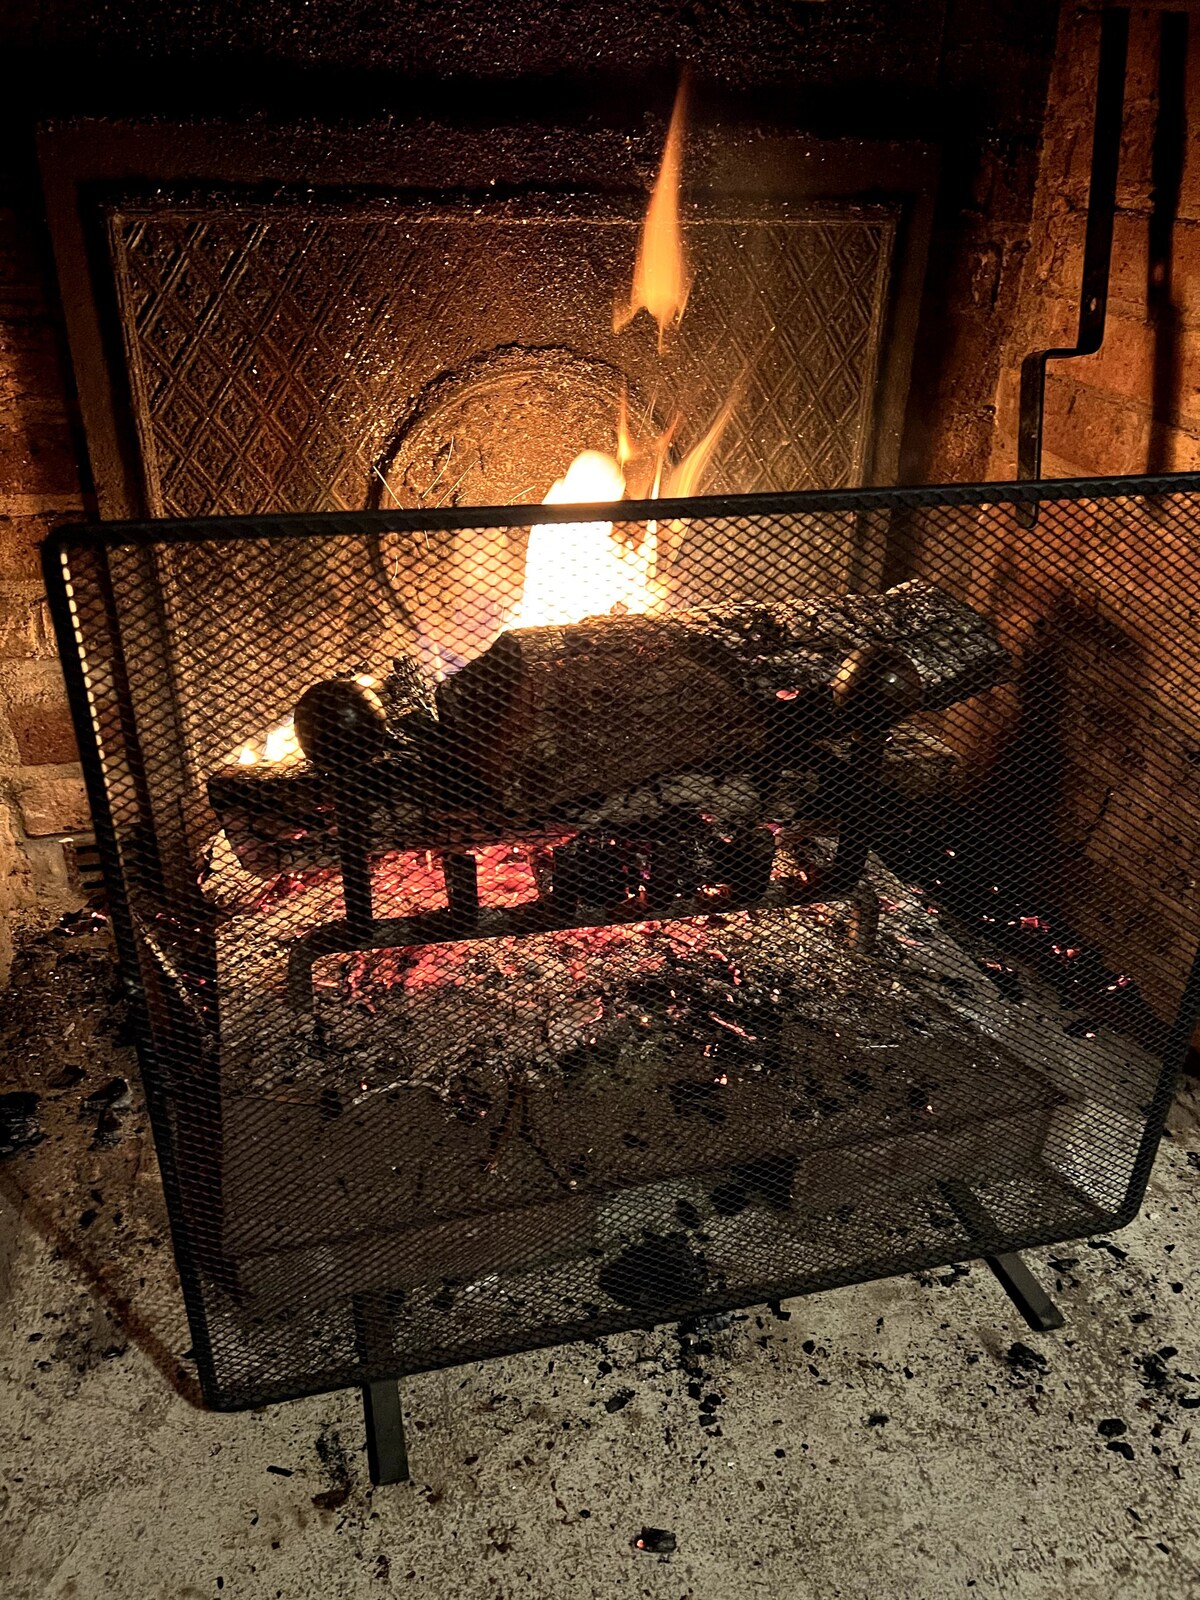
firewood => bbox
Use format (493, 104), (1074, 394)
(205, 579), (1005, 876)
(437, 579), (1007, 812)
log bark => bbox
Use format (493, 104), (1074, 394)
(436, 579), (1008, 813)
(205, 578), (1005, 875)
(436, 612), (766, 813)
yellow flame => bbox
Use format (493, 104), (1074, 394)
(614, 81), (692, 351)
(616, 389), (634, 470)
(236, 742), (258, 766)
(515, 451), (662, 627)
(263, 720), (301, 764)
(666, 382), (742, 499)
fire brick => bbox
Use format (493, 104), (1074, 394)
(5, 698), (78, 766)
(12, 774), (90, 837)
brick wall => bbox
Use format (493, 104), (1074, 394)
(0, 172), (88, 980)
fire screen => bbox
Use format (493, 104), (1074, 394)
(43, 475), (1200, 1411)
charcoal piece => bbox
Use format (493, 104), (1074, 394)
(1006, 1341), (1048, 1373)
(711, 1183), (749, 1216)
(91, 1109), (123, 1149)
(0, 1092), (44, 1159)
(669, 1081), (726, 1124)
(734, 1155), (798, 1210)
(977, 961), (1023, 1001)
(48, 1064), (87, 1089)
(551, 837), (641, 909)
(448, 1078), (492, 1123)
(599, 1233), (708, 1312)
(82, 1077), (132, 1115)
(635, 1528), (677, 1555)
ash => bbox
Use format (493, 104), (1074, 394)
(186, 831), (1165, 1353)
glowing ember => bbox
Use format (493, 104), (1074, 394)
(614, 80), (691, 350)
(515, 450), (662, 627)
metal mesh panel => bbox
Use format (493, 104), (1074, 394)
(43, 477), (1200, 1410)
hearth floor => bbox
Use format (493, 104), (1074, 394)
(0, 1093), (1196, 1599)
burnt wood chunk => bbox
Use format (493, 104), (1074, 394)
(436, 611), (766, 813)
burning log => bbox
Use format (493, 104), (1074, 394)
(205, 579), (1007, 878)
(205, 731), (963, 881)
(436, 579), (1008, 813)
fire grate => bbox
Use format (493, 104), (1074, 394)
(42, 476), (1200, 1428)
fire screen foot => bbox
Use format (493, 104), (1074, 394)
(362, 1379), (409, 1486)
(938, 1179), (1065, 1332)
(983, 1250), (1066, 1333)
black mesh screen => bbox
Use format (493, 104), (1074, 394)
(42, 477), (1200, 1410)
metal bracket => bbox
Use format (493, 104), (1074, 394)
(1016, 7), (1129, 521)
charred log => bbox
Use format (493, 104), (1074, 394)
(207, 727), (967, 878)
(205, 580), (1005, 877)
(437, 579), (1007, 813)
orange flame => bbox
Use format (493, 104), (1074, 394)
(614, 81), (692, 351)
(616, 388), (634, 470)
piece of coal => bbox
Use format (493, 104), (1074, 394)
(735, 1155), (798, 1211)
(1097, 1418), (1127, 1438)
(1006, 1342), (1048, 1373)
(635, 1528), (677, 1555)
(669, 1081), (725, 1124)
(91, 1109), (123, 1150)
(604, 1388), (635, 1414)
(1086, 1238), (1129, 1262)
(81, 1077), (132, 1115)
(0, 1092), (43, 1159)
(711, 1183), (748, 1216)
(674, 1198), (702, 1230)
(599, 1234), (707, 1312)
(47, 1065), (87, 1089)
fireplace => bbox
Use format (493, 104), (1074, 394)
(8, 0), (1200, 1487)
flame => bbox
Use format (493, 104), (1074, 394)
(263, 720), (301, 764)
(616, 388), (635, 470)
(614, 81), (692, 351)
(226, 717), (302, 769)
(666, 381), (742, 499)
(514, 450), (662, 628)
